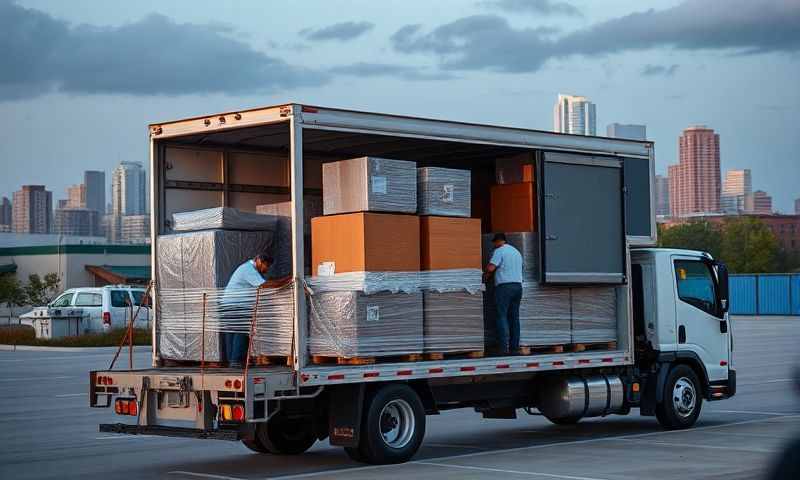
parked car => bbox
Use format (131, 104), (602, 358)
(25, 285), (151, 333)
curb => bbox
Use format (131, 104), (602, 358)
(0, 344), (150, 353)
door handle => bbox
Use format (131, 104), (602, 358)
(678, 325), (686, 344)
(719, 320), (728, 334)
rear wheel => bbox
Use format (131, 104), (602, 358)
(544, 415), (582, 425)
(243, 414), (317, 455)
(656, 364), (703, 430)
(348, 384), (426, 464)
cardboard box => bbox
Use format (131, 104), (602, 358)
(482, 232), (538, 281)
(322, 157), (417, 215)
(490, 182), (536, 232)
(423, 291), (484, 353)
(495, 153), (535, 184)
(571, 286), (617, 343)
(420, 216), (482, 270)
(311, 212), (420, 275)
(417, 167), (471, 217)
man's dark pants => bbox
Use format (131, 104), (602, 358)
(219, 304), (249, 365)
(494, 282), (522, 354)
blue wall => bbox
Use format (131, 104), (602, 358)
(729, 273), (800, 316)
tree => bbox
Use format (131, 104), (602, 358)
(0, 274), (26, 323)
(658, 221), (722, 260)
(720, 217), (779, 273)
(24, 273), (61, 306)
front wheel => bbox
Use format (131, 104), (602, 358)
(656, 364), (703, 430)
(347, 384), (426, 464)
(244, 414), (317, 454)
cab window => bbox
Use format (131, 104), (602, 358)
(110, 290), (131, 308)
(75, 292), (102, 307)
(674, 259), (719, 317)
(51, 293), (74, 307)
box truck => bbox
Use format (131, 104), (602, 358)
(90, 103), (735, 464)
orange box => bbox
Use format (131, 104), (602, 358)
(490, 183), (536, 232)
(311, 213), (420, 275)
(420, 217), (482, 270)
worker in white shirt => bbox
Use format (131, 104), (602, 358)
(484, 233), (524, 355)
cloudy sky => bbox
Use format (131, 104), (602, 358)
(1, 0), (798, 211)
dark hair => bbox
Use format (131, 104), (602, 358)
(255, 254), (274, 265)
(491, 233), (507, 242)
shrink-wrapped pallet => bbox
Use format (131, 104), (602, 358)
(482, 232), (538, 281)
(322, 157), (417, 215)
(417, 167), (471, 217)
(570, 286), (617, 343)
(421, 269), (484, 354)
(256, 197), (322, 278)
(519, 282), (571, 346)
(172, 207), (277, 231)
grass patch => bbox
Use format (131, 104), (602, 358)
(0, 325), (151, 347)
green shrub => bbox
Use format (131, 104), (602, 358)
(0, 325), (151, 347)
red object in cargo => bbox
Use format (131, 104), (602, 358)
(490, 183), (536, 232)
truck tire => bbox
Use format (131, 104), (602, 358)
(348, 384), (426, 464)
(656, 364), (702, 430)
(245, 414), (317, 455)
(544, 415), (582, 425)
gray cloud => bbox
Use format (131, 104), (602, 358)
(479, 0), (582, 17)
(328, 62), (455, 81)
(0, 2), (328, 100)
(392, 0), (800, 73)
(641, 64), (679, 76)
(299, 21), (374, 41)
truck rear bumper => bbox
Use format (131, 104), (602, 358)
(99, 423), (246, 441)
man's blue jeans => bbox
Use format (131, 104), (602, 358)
(222, 333), (248, 365)
(494, 282), (522, 354)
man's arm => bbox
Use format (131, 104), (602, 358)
(261, 275), (293, 289)
(484, 249), (502, 282)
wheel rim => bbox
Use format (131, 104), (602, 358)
(672, 377), (696, 418)
(379, 399), (415, 449)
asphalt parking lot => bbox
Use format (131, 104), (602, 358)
(1, 316), (798, 480)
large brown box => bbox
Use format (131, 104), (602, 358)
(420, 216), (481, 270)
(311, 212), (420, 275)
(490, 182), (536, 232)
(495, 153), (535, 184)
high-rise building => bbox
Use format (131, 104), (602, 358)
(752, 190), (772, 214)
(720, 169), (752, 214)
(668, 125), (721, 217)
(795, 197), (800, 215)
(54, 208), (99, 236)
(607, 123), (646, 140)
(0, 196), (11, 227)
(112, 161), (146, 215)
(12, 185), (53, 234)
(553, 94), (596, 136)
(84, 170), (105, 215)
(121, 215), (151, 243)
(655, 174), (670, 216)
(66, 184), (86, 208)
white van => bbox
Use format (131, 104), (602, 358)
(46, 285), (151, 333)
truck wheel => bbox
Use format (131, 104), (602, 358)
(544, 415), (582, 425)
(656, 365), (702, 430)
(351, 384), (426, 464)
(247, 414), (317, 455)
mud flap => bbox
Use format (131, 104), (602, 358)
(328, 384), (365, 447)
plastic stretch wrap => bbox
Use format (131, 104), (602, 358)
(306, 269), (483, 295)
(172, 207), (278, 231)
(308, 291), (423, 358)
(417, 167), (471, 217)
(255, 198), (322, 278)
(519, 282), (571, 346)
(482, 233), (538, 281)
(322, 157), (417, 215)
(423, 291), (484, 353)
(570, 286), (617, 343)
(157, 285), (295, 362)
(419, 269), (484, 294)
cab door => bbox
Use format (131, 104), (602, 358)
(672, 256), (729, 382)
(109, 289), (133, 329)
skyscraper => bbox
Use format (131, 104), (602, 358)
(607, 123), (646, 140)
(0, 196), (11, 227)
(12, 185), (52, 233)
(668, 126), (721, 217)
(655, 174), (670, 216)
(84, 170), (106, 215)
(54, 208), (99, 236)
(720, 169), (752, 214)
(112, 162), (146, 215)
(553, 94), (596, 135)
(67, 184), (86, 208)
(752, 190), (772, 214)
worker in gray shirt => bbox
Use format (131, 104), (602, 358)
(484, 233), (524, 355)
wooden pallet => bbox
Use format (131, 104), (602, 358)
(251, 355), (294, 367)
(569, 341), (617, 353)
(424, 350), (485, 361)
(517, 345), (565, 355)
(311, 353), (424, 366)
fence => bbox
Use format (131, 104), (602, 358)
(729, 274), (800, 316)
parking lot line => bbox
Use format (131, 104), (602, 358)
(610, 437), (779, 454)
(711, 409), (795, 416)
(426, 442), (490, 450)
(169, 472), (245, 480)
(415, 461), (610, 480)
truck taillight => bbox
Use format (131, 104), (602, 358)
(219, 403), (245, 423)
(114, 398), (137, 416)
(103, 312), (111, 325)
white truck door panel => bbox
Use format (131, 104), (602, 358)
(109, 290), (132, 329)
(672, 256), (729, 382)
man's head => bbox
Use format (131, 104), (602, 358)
(492, 233), (507, 248)
(254, 254), (273, 275)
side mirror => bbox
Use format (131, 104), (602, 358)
(715, 261), (729, 313)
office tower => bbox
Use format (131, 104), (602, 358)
(54, 208), (99, 236)
(67, 184), (86, 208)
(0, 196), (11, 226)
(112, 161), (146, 215)
(553, 94), (596, 135)
(121, 215), (151, 243)
(607, 123), (646, 140)
(84, 170), (106, 215)
(752, 190), (772, 214)
(668, 126), (721, 217)
(720, 169), (752, 214)
(655, 174), (670, 216)
(12, 185), (52, 233)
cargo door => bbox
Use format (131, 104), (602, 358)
(538, 152), (626, 285)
